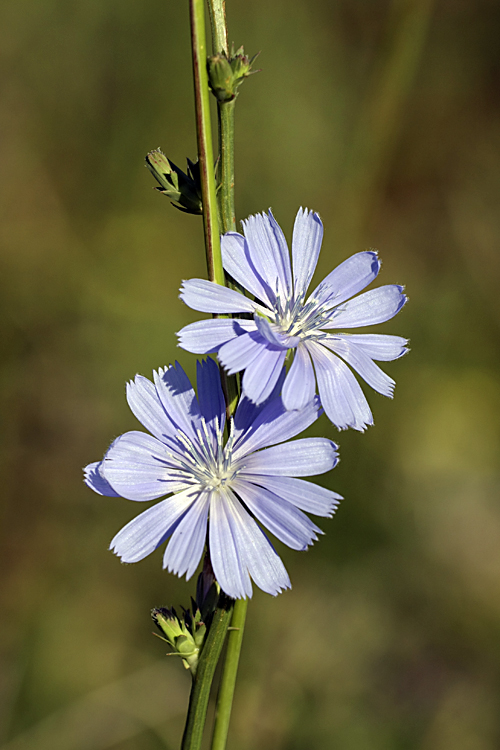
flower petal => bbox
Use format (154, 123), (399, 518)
(163, 492), (210, 579)
(180, 278), (257, 313)
(311, 251), (381, 308)
(177, 318), (255, 354)
(126, 375), (175, 442)
(292, 208), (323, 300)
(196, 358), (226, 439)
(232, 369), (287, 439)
(232, 395), (320, 459)
(253, 315), (293, 348)
(218, 329), (263, 375)
(210, 488), (290, 598)
(307, 340), (373, 431)
(102, 431), (181, 501)
(330, 333), (409, 361)
(153, 363), (201, 442)
(324, 285), (407, 329)
(84, 460), (120, 496)
(282, 344), (316, 410)
(323, 336), (396, 397)
(233, 479), (322, 551)
(241, 437), (337, 477)
(110, 490), (196, 563)
(241, 347), (287, 404)
(209, 490), (251, 599)
(221, 232), (274, 306)
(254, 476), (342, 517)
(242, 211), (292, 300)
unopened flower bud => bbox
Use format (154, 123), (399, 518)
(145, 149), (202, 215)
(207, 46), (259, 103)
(230, 46), (253, 83)
(208, 54), (234, 102)
(152, 607), (203, 674)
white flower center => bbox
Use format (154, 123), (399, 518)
(166, 418), (240, 492)
(268, 286), (340, 343)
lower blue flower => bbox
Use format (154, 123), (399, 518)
(84, 359), (341, 599)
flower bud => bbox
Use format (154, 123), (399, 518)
(230, 46), (254, 83)
(145, 149), (202, 215)
(152, 607), (202, 674)
(207, 46), (259, 103)
(196, 554), (219, 614)
(208, 54), (234, 102)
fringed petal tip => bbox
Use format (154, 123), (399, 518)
(84, 460), (121, 497)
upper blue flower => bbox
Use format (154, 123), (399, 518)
(84, 359), (340, 599)
(178, 208), (408, 431)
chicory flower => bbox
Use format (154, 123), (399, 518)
(84, 359), (340, 599)
(178, 208), (408, 431)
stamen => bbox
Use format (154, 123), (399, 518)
(161, 416), (240, 493)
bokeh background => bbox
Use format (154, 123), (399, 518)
(1, 0), (500, 748)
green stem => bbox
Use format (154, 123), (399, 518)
(207, 0), (236, 234)
(190, 0), (224, 285)
(181, 6), (231, 750)
(206, 6), (246, 750)
(210, 598), (248, 750)
(207, 0), (228, 54)
(218, 100), (236, 233)
(181, 596), (234, 750)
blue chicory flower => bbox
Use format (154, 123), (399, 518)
(178, 208), (408, 431)
(84, 359), (340, 599)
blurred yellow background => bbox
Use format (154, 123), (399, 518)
(1, 0), (500, 748)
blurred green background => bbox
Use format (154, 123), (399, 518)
(1, 0), (500, 748)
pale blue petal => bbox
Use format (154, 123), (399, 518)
(233, 479), (322, 551)
(209, 489), (252, 598)
(196, 358), (226, 438)
(210, 488), (290, 598)
(253, 315), (292, 348)
(232, 395), (320, 459)
(180, 278), (257, 313)
(232, 369), (287, 439)
(307, 341), (373, 431)
(241, 347), (287, 404)
(323, 336), (396, 397)
(324, 285), (407, 329)
(221, 232), (274, 306)
(126, 375), (174, 441)
(110, 490), (197, 563)
(84, 460), (120, 497)
(102, 431), (181, 501)
(242, 211), (292, 300)
(331, 333), (409, 361)
(241, 437), (337, 477)
(255, 476), (342, 517)
(282, 344), (316, 410)
(291, 208), (323, 300)
(153, 363), (201, 442)
(163, 492), (210, 579)
(218, 330), (263, 375)
(311, 251), (380, 308)
(177, 318), (255, 354)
